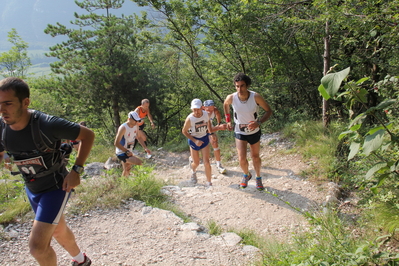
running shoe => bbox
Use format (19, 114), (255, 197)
(145, 153), (152, 159)
(240, 173), (252, 189)
(190, 172), (198, 184)
(71, 254), (91, 266)
(217, 164), (226, 174)
(256, 177), (265, 191)
(206, 181), (212, 187)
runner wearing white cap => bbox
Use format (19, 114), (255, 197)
(114, 111), (151, 176)
(182, 99), (213, 187)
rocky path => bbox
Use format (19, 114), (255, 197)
(0, 133), (329, 266)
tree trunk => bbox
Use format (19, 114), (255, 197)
(112, 96), (121, 133)
(323, 20), (331, 127)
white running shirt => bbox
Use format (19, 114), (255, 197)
(187, 111), (210, 138)
(232, 91), (260, 135)
(115, 123), (138, 154)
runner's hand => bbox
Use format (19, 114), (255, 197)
(195, 140), (203, 146)
(63, 171), (81, 192)
(247, 121), (259, 131)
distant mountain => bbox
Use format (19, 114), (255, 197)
(0, 0), (146, 50)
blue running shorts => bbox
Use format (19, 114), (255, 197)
(188, 134), (210, 150)
(25, 186), (71, 225)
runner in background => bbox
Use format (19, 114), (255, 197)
(203, 100), (228, 174)
(114, 111), (151, 176)
(133, 99), (155, 159)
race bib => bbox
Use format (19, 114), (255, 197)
(14, 156), (47, 176)
(195, 120), (207, 133)
(239, 123), (253, 133)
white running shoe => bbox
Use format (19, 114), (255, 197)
(145, 153), (152, 159)
(217, 165), (226, 174)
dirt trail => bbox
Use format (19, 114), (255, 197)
(0, 133), (328, 266)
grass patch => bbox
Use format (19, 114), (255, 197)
(257, 209), (399, 265)
(69, 165), (168, 214)
(86, 141), (114, 164)
(68, 165), (192, 222)
(164, 137), (189, 153)
(0, 173), (31, 224)
(282, 120), (344, 180)
(233, 228), (268, 248)
(207, 219), (224, 236)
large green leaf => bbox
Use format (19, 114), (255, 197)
(348, 141), (361, 160)
(366, 162), (387, 179)
(362, 129), (385, 156)
(375, 99), (396, 110)
(338, 130), (353, 140)
(320, 67), (350, 97)
(349, 113), (367, 128)
(318, 84), (330, 100)
(355, 77), (370, 84)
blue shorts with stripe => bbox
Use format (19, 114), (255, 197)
(188, 134), (210, 150)
(25, 186), (71, 225)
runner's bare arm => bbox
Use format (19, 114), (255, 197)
(223, 94), (233, 130)
(254, 93), (272, 123)
(63, 125), (95, 192)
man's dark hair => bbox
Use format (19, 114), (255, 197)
(233, 73), (251, 86)
(0, 77), (30, 103)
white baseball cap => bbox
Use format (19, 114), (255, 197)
(128, 111), (141, 122)
(191, 99), (202, 109)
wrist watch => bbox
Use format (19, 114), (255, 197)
(72, 165), (84, 175)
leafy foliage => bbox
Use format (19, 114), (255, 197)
(0, 29), (31, 78)
(43, 0), (162, 134)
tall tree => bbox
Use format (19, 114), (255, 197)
(0, 28), (31, 78)
(44, 0), (154, 133)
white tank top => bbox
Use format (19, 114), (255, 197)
(232, 91), (260, 135)
(208, 110), (215, 121)
(115, 123), (138, 154)
(187, 111), (209, 138)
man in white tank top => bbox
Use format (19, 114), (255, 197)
(114, 111), (151, 176)
(182, 99), (213, 187)
(223, 73), (272, 190)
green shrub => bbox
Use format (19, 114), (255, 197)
(0, 174), (30, 224)
(68, 165), (168, 214)
(282, 120), (345, 180)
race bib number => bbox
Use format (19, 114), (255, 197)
(195, 120), (207, 133)
(127, 142), (134, 151)
(14, 156), (47, 176)
(239, 123), (253, 133)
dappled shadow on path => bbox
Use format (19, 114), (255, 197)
(225, 166), (320, 214)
